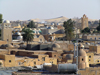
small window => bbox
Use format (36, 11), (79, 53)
(40, 39), (42, 42)
(81, 47), (84, 49)
(89, 56), (91, 58)
(97, 60), (99, 62)
(9, 60), (11, 63)
(18, 62), (21, 65)
(89, 59), (91, 61)
(42, 57), (45, 61)
(82, 58), (84, 61)
(34, 62), (36, 65)
(50, 61), (53, 64)
(54, 55), (56, 57)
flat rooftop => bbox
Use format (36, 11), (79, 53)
(10, 49), (56, 52)
(15, 56), (36, 60)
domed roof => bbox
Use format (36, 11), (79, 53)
(75, 44), (87, 56)
(14, 45), (20, 48)
(9, 44), (14, 47)
(47, 26), (54, 29)
(1, 44), (14, 48)
(14, 32), (21, 35)
(4, 20), (10, 23)
(52, 43), (60, 48)
(20, 44), (26, 49)
(17, 36), (23, 40)
(66, 54), (73, 60)
(48, 33), (52, 35)
(78, 49), (87, 56)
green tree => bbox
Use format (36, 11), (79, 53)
(63, 19), (74, 43)
(27, 21), (36, 28)
(0, 14), (3, 23)
(22, 28), (34, 45)
(96, 20), (100, 32)
(81, 27), (90, 33)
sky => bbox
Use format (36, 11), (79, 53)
(0, 0), (100, 21)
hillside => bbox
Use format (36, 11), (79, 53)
(45, 16), (69, 23)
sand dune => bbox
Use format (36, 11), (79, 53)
(30, 16), (98, 23)
(45, 16), (69, 23)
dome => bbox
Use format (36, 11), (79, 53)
(9, 44), (14, 48)
(66, 54), (73, 60)
(1, 44), (13, 48)
(20, 44), (26, 49)
(78, 49), (87, 56)
(14, 45), (20, 48)
(52, 43), (60, 48)
(4, 20), (10, 23)
(14, 32), (21, 36)
(47, 26), (54, 29)
(17, 36), (23, 40)
(78, 43), (84, 50)
(48, 33), (52, 35)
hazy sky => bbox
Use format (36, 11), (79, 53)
(0, 0), (100, 20)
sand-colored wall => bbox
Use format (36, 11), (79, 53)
(0, 41), (7, 45)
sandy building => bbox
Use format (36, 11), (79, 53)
(1, 20), (12, 43)
(81, 14), (88, 30)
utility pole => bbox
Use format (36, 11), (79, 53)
(74, 28), (79, 75)
(76, 38), (78, 75)
(76, 29), (79, 75)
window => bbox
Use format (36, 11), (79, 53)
(97, 60), (99, 62)
(89, 59), (91, 61)
(34, 62), (36, 65)
(81, 47), (84, 49)
(9, 60), (11, 63)
(54, 55), (56, 57)
(95, 37), (96, 40)
(18, 62), (21, 65)
(50, 61), (53, 64)
(82, 58), (84, 61)
(42, 57), (45, 61)
(89, 56), (91, 58)
(40, 39), (42, 42)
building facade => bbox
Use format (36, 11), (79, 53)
(1, 21), (12, 43)
(81, 14), (88, 30)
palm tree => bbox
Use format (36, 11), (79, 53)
(63, 19), (74, 43)
(22, 28), (34, 45)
